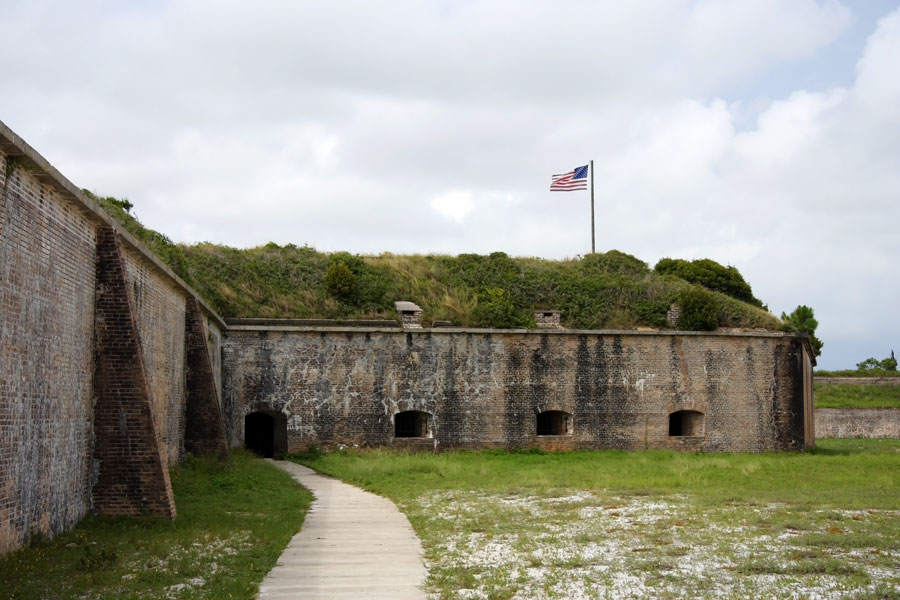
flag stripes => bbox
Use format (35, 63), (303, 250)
(550, 164), (589, 191)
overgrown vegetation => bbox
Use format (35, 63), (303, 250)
(290, 439), (900, 599)
(0, 451), (311, 599)
(675, 286), (720, 331)
(654, 257), (764, 307)
(178, 245), (783, 330)
(92, 195), (788, 331)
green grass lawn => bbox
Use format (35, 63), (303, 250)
(0, 451), (311, 600)
(290, 439), (900, 600)
(815, 383), (900, 409)
(4, 442), (897, 599)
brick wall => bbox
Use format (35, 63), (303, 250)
(0, 149), (97, 554)
(815, 408), (900, 438)
(223, 328), (812, 453)
(0, 122), (227, 555)
(92, 227), (175, 517)
(121, 245), (187, 464)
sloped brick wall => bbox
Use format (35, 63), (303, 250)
(92, 227), (175, 517)
(222, 328), (811, 453)
(184, 298), (229, 459)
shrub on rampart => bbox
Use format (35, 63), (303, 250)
(654, 257), (762, 307)
(676, 287), (720, 331)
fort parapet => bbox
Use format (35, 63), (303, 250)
(223, 325), (813, 454)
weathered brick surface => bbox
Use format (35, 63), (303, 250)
(0, 123), (227, 555)
(223, 328), (812, 453)
(815, 408), (900, 438)
(120, 245), (187, 464)
(206, 318), (224, 400)
(0, 151), (97, 554)
(92, 227), (175, 518)
(184, 298), (229, 459)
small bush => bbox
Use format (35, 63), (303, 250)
(78, 544), (118, 572)
(581, 250), (649, 277)
(632, 299), (670, 328)
(677, 287), (719, 331)
(473, 287), (532, 329)
(655, 257), (762, 307)
(89, 191), (193, 286)
(324, 261), (356, 299)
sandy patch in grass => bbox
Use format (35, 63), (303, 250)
(411, 491), (900, 599)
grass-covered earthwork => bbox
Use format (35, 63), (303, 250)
(815, 383), (900, 409)
(0, 451), (311, 600)
(290, 439), (900, 599)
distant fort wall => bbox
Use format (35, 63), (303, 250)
(222, 326), (813, 454)
(815, 408), (900, 438)
(813, 376), (900, 438)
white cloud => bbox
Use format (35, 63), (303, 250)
(2, 1), (898, 368)
(430, 191), (475, 223)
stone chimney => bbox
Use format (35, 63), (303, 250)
(395, 301), (423, 329)
(535, 310), (562, 329)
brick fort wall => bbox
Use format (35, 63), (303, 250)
(0, 149), (98, 554)
(0, 119), (813, 556)
(223, 327), (812, 453)
(0, 122), (227, 555)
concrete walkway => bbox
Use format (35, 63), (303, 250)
(258, 461), (427, 599)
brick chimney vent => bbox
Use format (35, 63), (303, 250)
(395, 301), (423, 329)
(535, 309), (562, 329)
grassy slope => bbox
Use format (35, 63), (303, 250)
(87, 192), (781, 329)
(1, 452), (311, 600)
(180, 243), (781, 330)
(816, 368), (900, 377)
(815, 384), (900, 409)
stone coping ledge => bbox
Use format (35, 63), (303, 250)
(226, 318), (401, 328)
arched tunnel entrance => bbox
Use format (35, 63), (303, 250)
(244, 411), (288, 458)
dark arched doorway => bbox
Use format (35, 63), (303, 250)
(394, 410), (434, 438)
(536, 410), (573, 436)
(668, 410), (704, 437)
(245, 411), (287, 457)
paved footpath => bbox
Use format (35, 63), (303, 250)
(258, 461), (427, 599)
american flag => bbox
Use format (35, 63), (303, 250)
(550, 164), (589, 191)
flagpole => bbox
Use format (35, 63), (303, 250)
(590, 159), (595, 254)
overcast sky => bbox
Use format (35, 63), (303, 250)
(3, 0), (899, 369)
